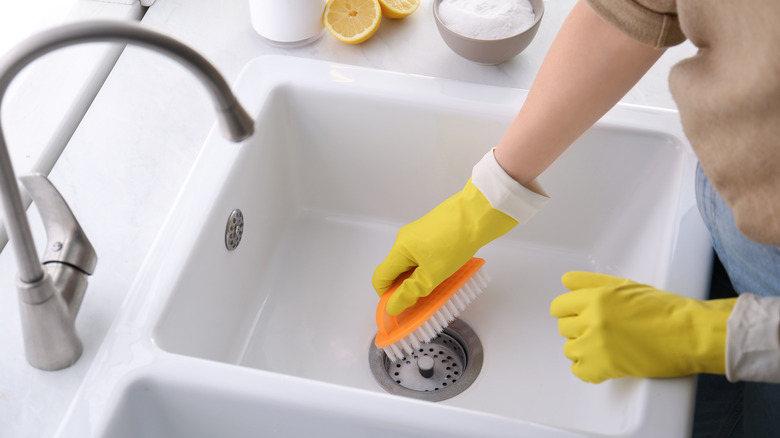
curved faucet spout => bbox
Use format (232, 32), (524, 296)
(0, 20), (255, 370)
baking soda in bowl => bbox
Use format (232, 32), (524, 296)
(438, 0), (535, 40)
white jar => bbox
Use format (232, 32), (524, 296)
(249, 0), (327, 47)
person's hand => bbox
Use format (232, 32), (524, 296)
(372, 149), (548, 315)
(550, 272), (737, 383)
(372, 180), (516, 315)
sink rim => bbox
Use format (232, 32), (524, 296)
(55, 55), (710, 438)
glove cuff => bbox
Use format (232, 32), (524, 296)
(726, 294), (780, 383)
(471, 148), (549, 224)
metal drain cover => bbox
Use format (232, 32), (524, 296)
(369, 319), (483, 402)
(225, 209), (244, 251)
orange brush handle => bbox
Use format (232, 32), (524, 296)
(375, 257), (485, 348)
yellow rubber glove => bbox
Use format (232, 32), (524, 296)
(550, 272), (737, 383)
(372, 180), (517, 315)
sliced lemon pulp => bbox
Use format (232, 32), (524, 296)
(378, 0), (419, 19)
(324, 0), (382, 44)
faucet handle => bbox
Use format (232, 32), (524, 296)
(19, 174), (97, 274)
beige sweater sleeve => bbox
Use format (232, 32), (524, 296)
(585, 0), (685, 48)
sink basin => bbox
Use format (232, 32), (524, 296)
(57, 56), (712, 438)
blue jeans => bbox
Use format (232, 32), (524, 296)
(696, 165), (780, 297)
(692, 165), (780, 438)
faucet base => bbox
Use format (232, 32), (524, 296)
(17, 271), (84, 371)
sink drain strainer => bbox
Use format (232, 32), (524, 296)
(225, 209), (244, 251)
(369, 319), (483, 402)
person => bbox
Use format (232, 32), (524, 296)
(371, 1), (780, 436)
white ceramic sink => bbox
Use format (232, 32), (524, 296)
(57, 56), (712, 438)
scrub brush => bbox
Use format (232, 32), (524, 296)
(375, 257), (488, 362)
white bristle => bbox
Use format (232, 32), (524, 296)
(384, 343), (404, 362)
(417, 322), (430, 340)
(411, 329), (427, 345)
(451, 294), (467, 311)
(439, 306), (454, 322)
(400, 338), (413, 354)
(433, 311), (449, 327)
(476, 270), (490, 288)
(417, 325), (435, 342)
(462, 283), (475, 299)
(408, 331), (422, 348)
(465, 281), (480, 298)
(457, 289), (472, 305)
(422, 321), (436, 339)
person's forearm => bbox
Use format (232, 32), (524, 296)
(494, 0), (665, 186)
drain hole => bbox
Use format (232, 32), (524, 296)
(225, 209), (244, 251)
(369, 319), (483, 402)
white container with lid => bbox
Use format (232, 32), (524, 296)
(249, 0), (326, 47)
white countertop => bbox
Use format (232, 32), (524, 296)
(0, 1), (696, 436)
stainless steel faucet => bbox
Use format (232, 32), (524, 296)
(0, 20), (254, 370)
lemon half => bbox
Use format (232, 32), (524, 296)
(324, 0), (382, 44)
(378, 0), (419, 19)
